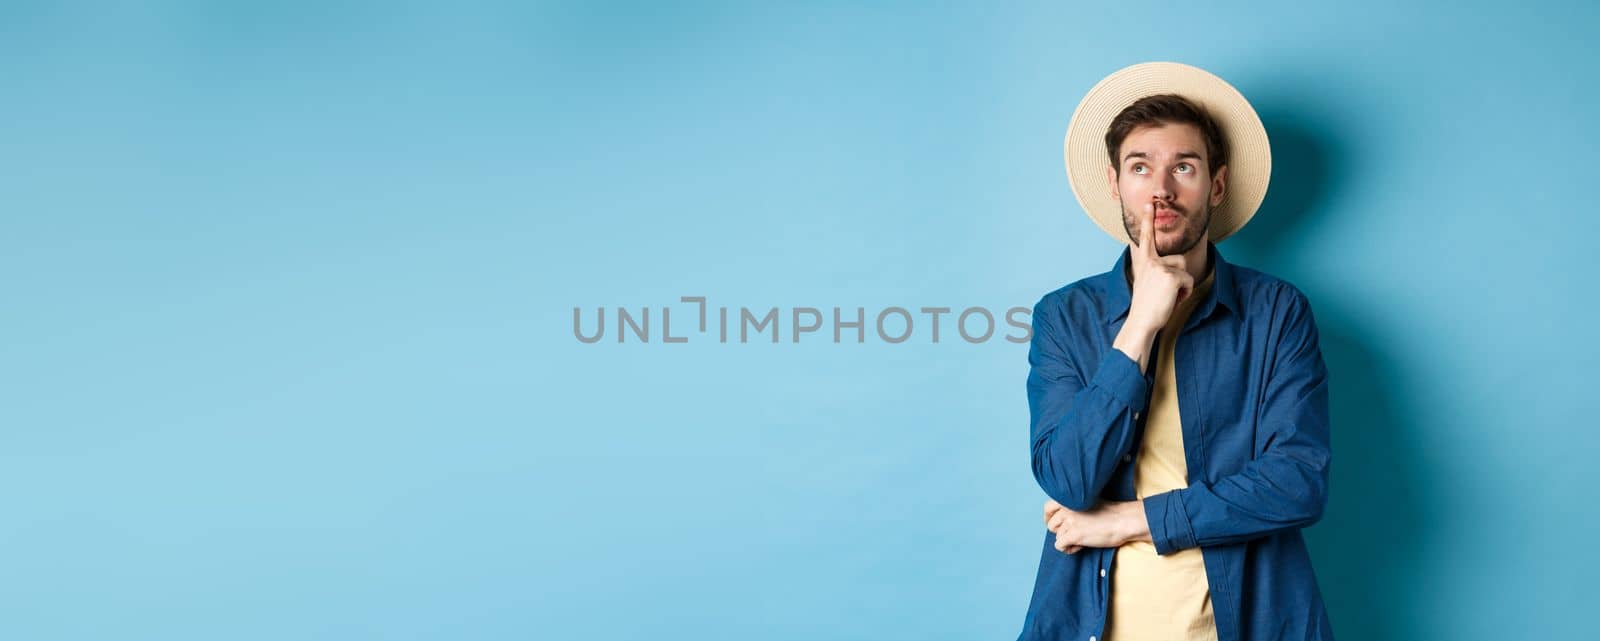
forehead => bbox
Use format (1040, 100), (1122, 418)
(1119, 122), (1206, 161)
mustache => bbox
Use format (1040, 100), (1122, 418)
(1128, 202), (1186, 216)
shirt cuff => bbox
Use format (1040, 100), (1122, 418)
(1143, 488), (1198, 555)
(1091, 347), (1150, 414)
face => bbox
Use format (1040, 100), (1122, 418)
(1105, 122), (1228, 256)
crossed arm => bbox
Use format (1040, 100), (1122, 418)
(1029, 291), (1331, 556)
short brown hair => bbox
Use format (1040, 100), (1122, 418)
(1104, 94), (1229, 176)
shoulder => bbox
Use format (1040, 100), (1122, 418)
(1230, 263), (1316, 315)
(1032, 270), (1117, 328)
(1228, 263), (1321, 345)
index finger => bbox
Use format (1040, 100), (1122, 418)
(1136, 202), (1154, 257)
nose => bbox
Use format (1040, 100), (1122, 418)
(1152, 175), (1177, 205)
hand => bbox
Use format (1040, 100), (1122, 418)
(1125, 202), (1196, 335)
(1042, 499), (1084, 554)
(1041, 498), (1147, 554)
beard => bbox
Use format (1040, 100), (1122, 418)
(1121, 198), (1212, 256)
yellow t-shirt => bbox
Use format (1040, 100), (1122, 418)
(1105, 266), (1218, 641)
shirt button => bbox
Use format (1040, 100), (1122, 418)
(1100, 568), (1107, 578)
(1090, 636), (1097, 641)
(1123, 453), (1132, 462)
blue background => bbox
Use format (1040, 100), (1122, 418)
(4, 1), (1596, 639)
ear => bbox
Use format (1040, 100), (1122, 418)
(1105, 164), (1120, 199)
(1209, 164), (1228, 207)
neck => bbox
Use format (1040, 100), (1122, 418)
(1180, 235), (1212, 284)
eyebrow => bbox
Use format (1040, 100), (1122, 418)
(1122, 151), (1203, 164)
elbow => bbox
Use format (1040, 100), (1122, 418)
(1040, 481), (1098, 512)
(1051, 492), (1100, 513)
(1296, 460), (1331, 528)
(1300, 488), (1327, 528)
(1030, 451), (1100, 512)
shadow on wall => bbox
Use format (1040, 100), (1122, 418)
(1225, 102), (1441, 641)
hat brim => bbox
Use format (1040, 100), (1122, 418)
(1064, 61), (1271, 244)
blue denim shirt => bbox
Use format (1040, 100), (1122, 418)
(1017, 242), (1334, 641)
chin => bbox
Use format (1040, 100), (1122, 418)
(1159, 238), (1197, 256)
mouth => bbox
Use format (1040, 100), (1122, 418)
(1153, 208), (1181, 226)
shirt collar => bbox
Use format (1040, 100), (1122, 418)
(1102, 240), (1239, 326)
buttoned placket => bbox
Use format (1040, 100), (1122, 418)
(1090, 331), (1163, 641)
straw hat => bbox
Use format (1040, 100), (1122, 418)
(1063, 61), (1271, 244)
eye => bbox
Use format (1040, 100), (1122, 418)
(1131, 164), (1147, 174)
(1175, 163), (1193, 174)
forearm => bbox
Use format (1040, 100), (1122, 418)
(1036, 324), (1152, 508)
(1111, 324), (1156, 375)
(1030, 349), (1150, 510)
(1120, 499), (1153, 545)
(1044, 499), (1153, 552)
(1143, 450), (1329, 554)
(1028, 298), (1156, 512)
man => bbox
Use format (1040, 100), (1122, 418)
(1016, 62), (1334, 641)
